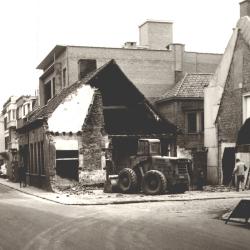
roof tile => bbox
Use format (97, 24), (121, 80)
(160, 73), (213, 100)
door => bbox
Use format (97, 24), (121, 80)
(222, 147), (235, 185)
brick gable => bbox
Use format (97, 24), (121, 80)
(217, 33), (250, 143)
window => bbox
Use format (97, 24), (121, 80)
(41, 141), (45, 175)
(37, 142), (41, 175)
(78, 59), (97, 80)
(137, 141), (149, 155)
(5, 137), (9, 150)
(62, 68), (67, 87)
(16, 107), (21, 119)
(4, 117), (7, 130)
(186, 111), (204, 134)
(27, 103), (30, 113)
(243, 94), (250, 123)
(30, 144), (34, 174)
(52, 77), (56, 97)
(201, 112), (204, 132)
(12, 109), (16, 120)
(56, 150), (79, 180)
(187, 112), (197, 133)
(45, 80), (52, 104)
(34, 143), (37, 174)
(8, 111), (11, 121)
(32, 100), (35, 109)
(150, 142), (161, 155)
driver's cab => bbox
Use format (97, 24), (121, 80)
(137, 139), (161, 156)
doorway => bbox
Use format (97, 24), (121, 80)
(222, 147), (235, 185)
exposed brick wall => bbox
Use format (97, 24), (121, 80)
(217, 33), (250, 143)
(18, 125), (52, 190)
(80, 90), (106, 184)
(157, 100), (177, 125)
(157, 99), (204, 150)
(65, 47), (221, 98)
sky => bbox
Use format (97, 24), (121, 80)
(0, 0), (240, 108)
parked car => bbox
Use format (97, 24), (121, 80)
(0, 163), (7, 178)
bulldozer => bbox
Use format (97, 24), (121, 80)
(106, 139), (191, 195)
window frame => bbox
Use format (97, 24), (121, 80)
(186, 111), (204, 134)
(242, 92), (250, 123)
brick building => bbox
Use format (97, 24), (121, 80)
(37, 20), (221, 107)
(0, 96), (37, 181)
(204, 0), (250, 184)
(156, 73), (212, 186)
(18, 60), (176, 190)
(0, 113), (5, 166)
(1, 96), (18, 180)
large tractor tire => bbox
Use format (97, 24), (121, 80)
(118, 168), (138, 193)
(142, 170), (167, 195)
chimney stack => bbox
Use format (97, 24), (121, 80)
(139, 20), (173, 50)
(240, 0), (250, 17)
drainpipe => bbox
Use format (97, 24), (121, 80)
(66, 46), (70, 86)
(216, 123), (221, 185)
(27, 127), (30, 185)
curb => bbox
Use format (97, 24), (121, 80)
(0, 182), (65, 205)
(1, 181), (250, 206)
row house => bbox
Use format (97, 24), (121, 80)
(0, 95), (37, 181)
(156, 73), (213, 186)
(1, 96), (18, 180)
(0, 113), (4, 165)
(205, 0), (250, 185)
(18, 60), (176, 190)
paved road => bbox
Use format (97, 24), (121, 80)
(0, 184), (249, 250)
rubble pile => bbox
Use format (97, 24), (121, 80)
(203, 185), (235, 192)
(55, 183), (103, 195)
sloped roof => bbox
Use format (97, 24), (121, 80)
(26, 60), (113, 126)
(23, 59), (176, 135)
(206, 16), (250, 125)
(157, 73), (213, 102)
(237, 16), (250, 47)
(136, 84), (173, 98)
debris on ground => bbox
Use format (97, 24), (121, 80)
(53, 184), (240, 195)
(54, 183), (103, 195)
(203, 185), (236, 192)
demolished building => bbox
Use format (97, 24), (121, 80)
(17, 60), (176, 190)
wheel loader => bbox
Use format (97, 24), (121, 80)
(106, 139), (191, 195)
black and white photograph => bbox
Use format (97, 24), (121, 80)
(0, 0), (249, 249)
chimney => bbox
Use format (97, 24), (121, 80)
(240, 0), (250, 17)
(123, 41), (137, 49)
(168, 43), (185, 83)
(139, 20), (173, 50)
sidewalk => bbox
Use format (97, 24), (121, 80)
(0, 178), (250, 205)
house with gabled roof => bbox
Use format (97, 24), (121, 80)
(17, 60), (176, 190)
(155, 73), (212, 186)
(204, 0), (250, 185)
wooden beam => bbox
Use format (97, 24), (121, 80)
(103, 105), (128, 110)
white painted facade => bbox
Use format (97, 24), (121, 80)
(204, 16), (250, 184)
(48, 85), (95, 133)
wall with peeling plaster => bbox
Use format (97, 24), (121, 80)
(48, 84), (95, 133)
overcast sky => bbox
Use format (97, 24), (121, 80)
(0, 0), (240, 108)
